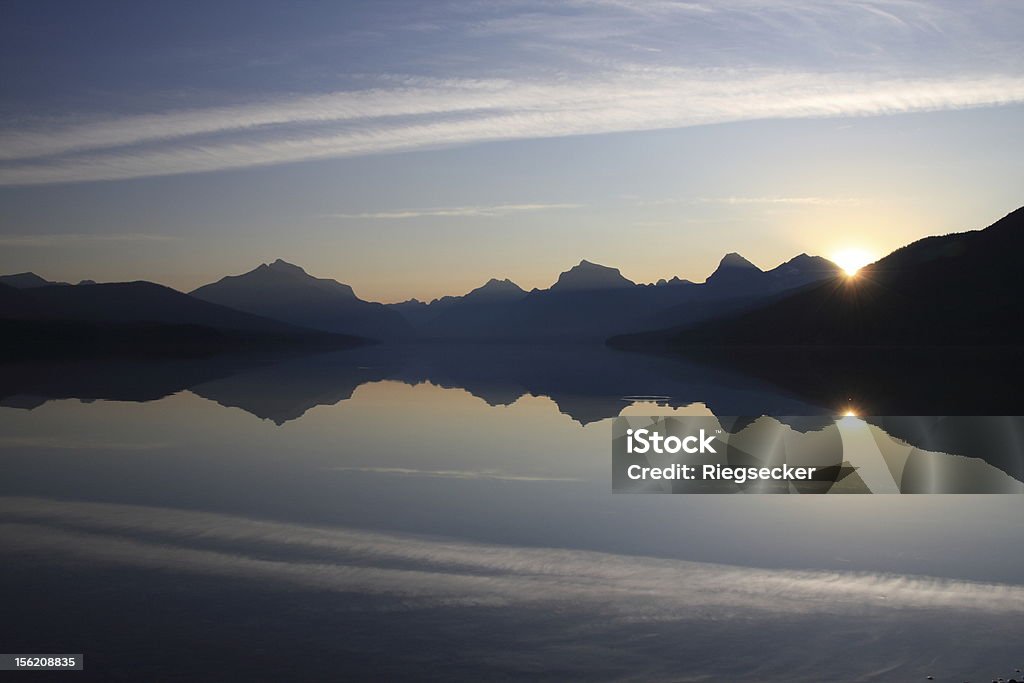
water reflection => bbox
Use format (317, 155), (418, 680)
(1, 345), (1023, 680)
(3, 344), (1021, 482)
(0, 344), (826, 425)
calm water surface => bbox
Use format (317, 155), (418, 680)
(1, 345), (1022, 681)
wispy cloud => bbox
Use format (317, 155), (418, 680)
(0, 233), (174, 247)
(4, 69), (1024, 187)
(1, 72), (1022, 186)
(644, 196), (865, 207)
(4, 497), (1024, 618)
(328, 203), (582, 219)
(0, 1), (1020, 185)
(692, 196), (863, 206)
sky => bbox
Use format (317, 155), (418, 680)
(0, 0), (1022, 303)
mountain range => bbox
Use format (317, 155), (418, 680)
(12, 251), (833, 345)
(0, 272), (69, 288)
(0, 272), (100, 288)
(385, 253), (839, 341)
(190, 259), (413, 341)
(0, 280), (365, 357)
(3, 205), (1022, 354)
(611, 206), (1024, 348)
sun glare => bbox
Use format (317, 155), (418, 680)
(831, 248), (875, 278)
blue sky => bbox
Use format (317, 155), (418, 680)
(1, 0), (1022, 301)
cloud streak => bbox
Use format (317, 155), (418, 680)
(1, 71), (1022, 186)
(328, 203), (582, 219)
(644, 196), (865, 207)
(3, 497), (1024, 618)
(1, 0), (1021, 186)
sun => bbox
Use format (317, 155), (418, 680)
(831, 248), (876, 278)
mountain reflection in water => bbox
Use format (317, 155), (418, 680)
(1, 344), (1023, 681)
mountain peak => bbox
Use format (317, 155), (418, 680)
(482, 277), (522, 290)
(551, 260), (635, 291)
(266, 259), (309, 276)
(194, 260), (359, 301)
(656, 275), (692, 287)
(705, 252), (762, 286)
(190, 260), (414, 339)
(772, 253), (839, 275)
(464, 277), (526, 302)
(0, 272), (68, 289)
(718, 252), (758, 270)
(783, 253), (822, 264)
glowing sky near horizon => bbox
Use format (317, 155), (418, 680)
(0, 1), (1022, 302)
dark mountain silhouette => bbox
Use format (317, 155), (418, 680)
(613, 207), (1024, 348)
(387, 298), (433, 326)
(396, 278), (528, 336)
(0, 281), (366, 358)
(387, 278), (528, 328)
(702, 252), (761, 292)
(0, 282), (35, 317)
(191, 259), (411, 340)
(457, 278), (527, 303)
(3, 250), (837, 347)
(1, 281), (300, 331)
(699, 252), (837, 297)
(397, 255), (839, 341)
(645, 253), (839, 327)
(764, 253), (835, 284)
(0, 272), (68, 288)
(550, 260), (634, 291)
(429, 278), (527, 314)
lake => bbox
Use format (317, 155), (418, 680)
(1, 344), (1022, 681)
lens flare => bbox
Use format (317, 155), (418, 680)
(831, 248), (875, 277)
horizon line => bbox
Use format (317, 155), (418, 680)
(2, 249), (839, 305)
